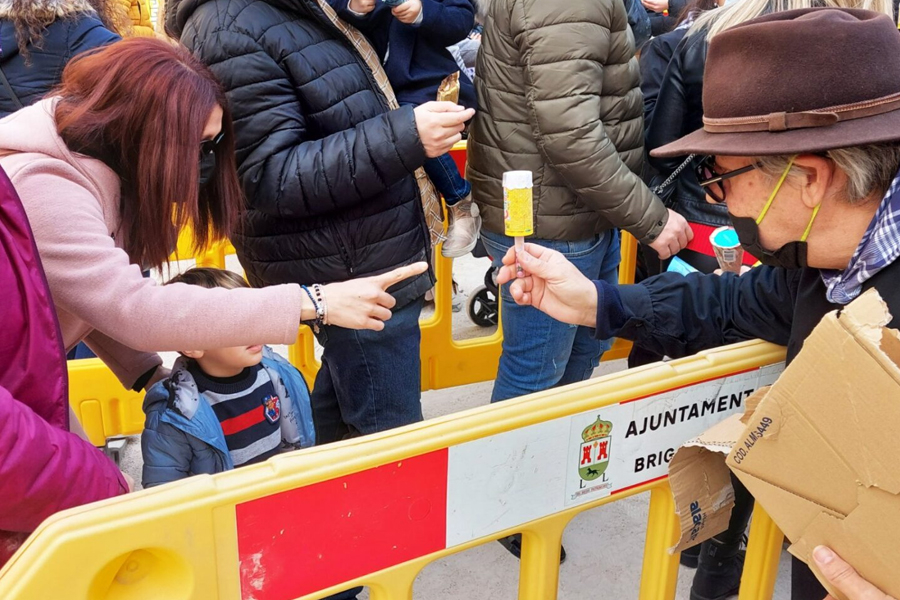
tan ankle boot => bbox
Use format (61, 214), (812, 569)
(441, 196), (482, 258)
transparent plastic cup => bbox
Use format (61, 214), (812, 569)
(710, 226), (744, 273)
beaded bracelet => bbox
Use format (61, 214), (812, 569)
(300, 285), (324, 333)
(313, 283), (328, 325)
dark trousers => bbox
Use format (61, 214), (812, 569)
(718, 476), (826, 599)
(311, 297), (425, 444)
(792, 556), (826, 599)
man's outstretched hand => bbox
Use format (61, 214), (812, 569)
(496, 244), (599, 327)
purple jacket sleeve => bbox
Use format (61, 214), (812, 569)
(0, 386), (128, 533)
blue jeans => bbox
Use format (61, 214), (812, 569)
(423, 153), (471, 205)
(311, 297), (425, 444)
(481, 230), (621, 402)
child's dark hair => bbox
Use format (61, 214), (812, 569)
(166, 268), (249, 290)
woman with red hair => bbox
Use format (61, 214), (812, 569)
(0, 36), (425, 561)
(0, 37), (424, 430)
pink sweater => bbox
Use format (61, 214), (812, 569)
(0, 100), (306, 388)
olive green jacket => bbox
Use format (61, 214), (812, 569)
(468, 0), (668, 243)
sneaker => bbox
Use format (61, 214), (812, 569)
(441, 196), (482, 258)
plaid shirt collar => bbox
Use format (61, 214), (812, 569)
(822, 168), (900, 304)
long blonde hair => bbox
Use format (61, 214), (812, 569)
(690, 0), (894, 40)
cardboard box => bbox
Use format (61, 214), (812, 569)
(668, 389), (768, 553)
(668, 289), (900, 599)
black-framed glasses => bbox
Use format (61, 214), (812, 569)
(200, 131), (225, 157)
(694, 155), (758, 203)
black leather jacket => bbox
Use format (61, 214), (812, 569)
(642, 27), (729, 228)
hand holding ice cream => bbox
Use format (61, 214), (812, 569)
(497, 243), (598, 327)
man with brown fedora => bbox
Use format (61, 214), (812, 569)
(490, 7), (900, 600)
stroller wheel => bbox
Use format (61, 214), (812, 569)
(467, 285), (498, 328)
(484, 265), (500, 295)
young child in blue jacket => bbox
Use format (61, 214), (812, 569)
(330, 0), (481, 259)
(141, 268), (315, 488)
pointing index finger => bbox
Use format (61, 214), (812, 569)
(375, 261), (429, 289)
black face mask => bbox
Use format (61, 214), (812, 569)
(726, 159), (819, 270)
(199, 151), (217, 190)
(728, 213), (810, 270)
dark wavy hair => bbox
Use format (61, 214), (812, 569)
(55, 37), (245, 270)
(5, 0), (129, 61)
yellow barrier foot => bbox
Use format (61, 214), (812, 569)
(639, 486), (681, 600)
(517, 516), (568, 600)
(738, 507), (784, 600)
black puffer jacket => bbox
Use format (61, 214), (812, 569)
(644, 28), (728, 229)
(167, 0), (434, 306)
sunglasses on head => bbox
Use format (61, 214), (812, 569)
(200, 132), (225, 157)
(694, 155), (759, 203)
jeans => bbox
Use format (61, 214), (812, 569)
(423, 153), (471, 206)
(311, 297), (425, 444)
(481, 230), (621, 402)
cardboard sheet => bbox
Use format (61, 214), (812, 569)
(668, 290), (900, 600)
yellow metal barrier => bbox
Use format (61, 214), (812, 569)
(8, 340), (787, 600)
(69, 141), (637, 444)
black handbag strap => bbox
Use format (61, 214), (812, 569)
(0, 63), (23, 110)
(650, 154), (696, 196)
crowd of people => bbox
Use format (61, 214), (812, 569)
(0, 0), (896, 599)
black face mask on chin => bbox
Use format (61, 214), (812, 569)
(728, 213), (810, 269)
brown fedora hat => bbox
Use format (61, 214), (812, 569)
(652, 8), (900, 157)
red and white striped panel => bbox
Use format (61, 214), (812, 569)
(235, 364), (783, 600)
